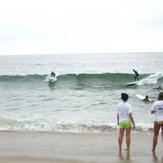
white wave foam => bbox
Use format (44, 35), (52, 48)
(138, 72), (162, 86)
(45, 75), (57, 83)
(0, 122), (154, 133)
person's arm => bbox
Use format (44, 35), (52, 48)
(129, 113), (135, 129)
(151, 103), (156, 114)
(117, 114), (119, 126)
(151, 110), (155, 114)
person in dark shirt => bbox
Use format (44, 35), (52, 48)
(133, 69), (139, 81)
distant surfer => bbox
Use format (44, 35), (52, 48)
(136, 94), (153, 102)
(153, 86), (163, 91)
(133, 69), (139, 81)
(45, 71), (56, 83)
(142, 95), (150, 103)
(50, 71), (56, 77)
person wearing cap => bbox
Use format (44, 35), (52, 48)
(117, 93), (135, 155)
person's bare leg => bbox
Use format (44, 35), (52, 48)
(152, 122), (160, 153)
(118, 128), (124, 155)
(126, 127), (131, 151)
(161, 125), (163, 143)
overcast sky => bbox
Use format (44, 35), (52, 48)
(0, 0), (163, 55)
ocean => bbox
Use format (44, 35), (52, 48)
(0, 52), (163, 133)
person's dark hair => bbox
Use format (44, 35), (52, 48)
(121, 93), (129, 101)
(158, 92), (163, 100)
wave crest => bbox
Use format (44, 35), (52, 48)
(0, 73), (162, 89)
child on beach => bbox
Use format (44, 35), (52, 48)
(151, 92), (163, 153)
(117, 93), (135, 155)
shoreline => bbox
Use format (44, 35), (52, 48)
(0, 130), (162, 163)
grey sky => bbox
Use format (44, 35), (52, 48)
(0, 0), (163, 55)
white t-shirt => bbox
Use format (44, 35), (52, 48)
(151, 100), (163, 122)
(117, 101), (132, 122)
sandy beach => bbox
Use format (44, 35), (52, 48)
(0, 130), (162, 163)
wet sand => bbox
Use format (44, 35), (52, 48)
(0, 130), (162, 163)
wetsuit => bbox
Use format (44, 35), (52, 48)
(133, 69), (139, 81)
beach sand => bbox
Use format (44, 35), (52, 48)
(0, 130), (162, 163)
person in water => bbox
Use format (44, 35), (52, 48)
(143, 95), (150, 102)
(50, 71), (56, 77)
(117, 93), (135, 155)
(153, 86), (163, 91)
(133, 69), (139, 81)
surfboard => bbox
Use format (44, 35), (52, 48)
(126, 81), (138, 86)
(45, 75), (57, 83)
(136, 94), (152, 102)
(48, 76), (57, 83)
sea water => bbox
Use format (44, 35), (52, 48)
(0, 53), (163, 133)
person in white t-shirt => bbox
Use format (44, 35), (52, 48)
(117, 93), (135, 155)
(151, 92), (163, 153)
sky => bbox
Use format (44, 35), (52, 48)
(0, 0), (163, 55)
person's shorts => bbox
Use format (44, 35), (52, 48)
(119, 120), (132, 129)
(157, 121), (163, 125)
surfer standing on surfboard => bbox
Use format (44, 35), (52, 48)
(133, 69), (139, 81)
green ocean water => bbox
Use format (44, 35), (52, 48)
(0, 53), (163, 133)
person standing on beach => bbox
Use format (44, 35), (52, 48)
(117, 93), (135, 155)
(151, 92), (163, 153)
(133, 69), (139, 81)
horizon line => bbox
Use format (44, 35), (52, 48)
(0, 51), (163, 56)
